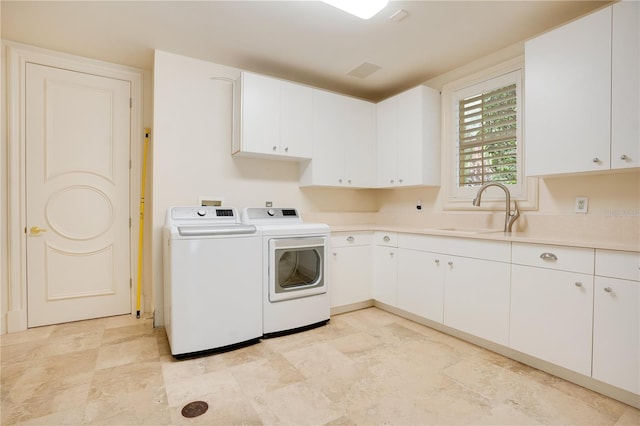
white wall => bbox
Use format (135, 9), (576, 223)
(151, 50), (377, 325)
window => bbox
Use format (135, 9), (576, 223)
(442, 59), (537, 210)
(458, 82), (518, 187)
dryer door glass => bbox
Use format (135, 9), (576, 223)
(275, 247), (322, 292)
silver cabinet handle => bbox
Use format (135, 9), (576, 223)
(284, 147), (289, 152)
(604, 287), (612, 293)
(332, 252), (337, 256)
(593, 157), (600, 163)
(383, 236), (390, 242)
(540, 252), (558, 261)
(390, 179), (394, 184)
(272, 146), (277, 151)
(575, 282), (582, 287)
(338, 179), (343, 183)
(348, 179), (352, 184)
(447, 261), (453, 266)
(435, 259), (440, 265)
(621, 154), (628, 160)
(399, 179), (403, 183)
(389, 252), (394, 257)
(346, 236), (355, 243)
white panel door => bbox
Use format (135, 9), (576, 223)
(397, 249), (444, 323)
(525, 7), (612, 175)
(443, 256), (511, 345)
(592, 276), (640, 394)
(510, 265), (594, 375)
(611, 0), (640, 170)
(26, 63), (131, 327)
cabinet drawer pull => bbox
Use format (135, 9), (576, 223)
(447, 261), (453, 266)
(574, 282), (582, 287)
(540, 252), (558, 261)
(383, 236), (390, 242)
(272, 146), (277, 151)
(604, 287), (613, 293)
(435, 259), (440, 265)
(346, 236), (355, 243)
(592, 157), (600, 163)
(621, 154), (628, 160)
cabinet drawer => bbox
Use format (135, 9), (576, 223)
(374, 231), (397, 247)
(331, 232), (372, 248)
(595, 249), (640, 281)
(511, 242), (594, 274)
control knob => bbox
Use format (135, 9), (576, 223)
(197, 209), (206, 217)
(267, 208), (276, 217)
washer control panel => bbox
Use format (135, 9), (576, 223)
(169, 206), (238, 222)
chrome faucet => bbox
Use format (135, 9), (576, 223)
(472, 182), (520, 233)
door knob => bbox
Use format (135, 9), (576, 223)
(29, 226), (48, 235)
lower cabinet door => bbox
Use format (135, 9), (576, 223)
(397, 248), (444, 322)
(443, 256), (510, 345)
(373, 246), (397, 306)
(330, 245), (372, 308)
(510, 265), (594, 375)
(592, 276), (639, 394)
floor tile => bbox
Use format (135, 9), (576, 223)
(0, 308), (638, 425)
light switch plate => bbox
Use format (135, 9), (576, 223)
(575, 197), (589, 213)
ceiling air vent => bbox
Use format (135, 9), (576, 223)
(347, 62), (382, 79)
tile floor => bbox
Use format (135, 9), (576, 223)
(1, 307), (639, 425)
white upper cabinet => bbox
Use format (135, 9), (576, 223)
(233, 72), (313, 160)
(376, 86), (441, 187)
(525, 2), (639, 176)
(299, 89), (375, 187)
(611, 1), (640, 169)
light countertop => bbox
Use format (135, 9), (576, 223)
(329, 224), (640, 252)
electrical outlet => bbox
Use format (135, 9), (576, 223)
(416, 200), (422, 211)
(575, 197), (589, 214)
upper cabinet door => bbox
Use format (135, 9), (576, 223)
(233, 72), (312, 160)
(525, 7), (612, 176)
(376, 96), (398, 187)
(376, 85), (440, 188)
(611, 0), (640, 170)
(239, 72), (280, 156)
(280, 80), (313, 159)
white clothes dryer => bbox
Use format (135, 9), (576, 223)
(241, 208), (330, 337)
(163, 206), (262, 357)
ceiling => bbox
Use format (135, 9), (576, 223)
(1, 0), (610, 101)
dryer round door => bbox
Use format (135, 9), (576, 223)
(268, 237), (327, 302)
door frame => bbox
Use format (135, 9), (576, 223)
(4, 41), (144, 332)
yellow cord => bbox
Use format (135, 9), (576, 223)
(136, 128), (150, 318)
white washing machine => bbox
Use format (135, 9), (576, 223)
(242, 207), (330, 337)
(163, 206), (262, 357)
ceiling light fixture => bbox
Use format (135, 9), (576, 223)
(322, 0), (389, 20)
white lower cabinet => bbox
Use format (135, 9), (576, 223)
(510, 265), (594, 375)
(373, 233), (398, 306)
(510, 242), (595, 376)
(396, 234), (511, 344)
(397, 248), (444, 322)
(592, 250), (640, 395)
(443, 255), (510, 345)
(329, 232), (372, 308)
